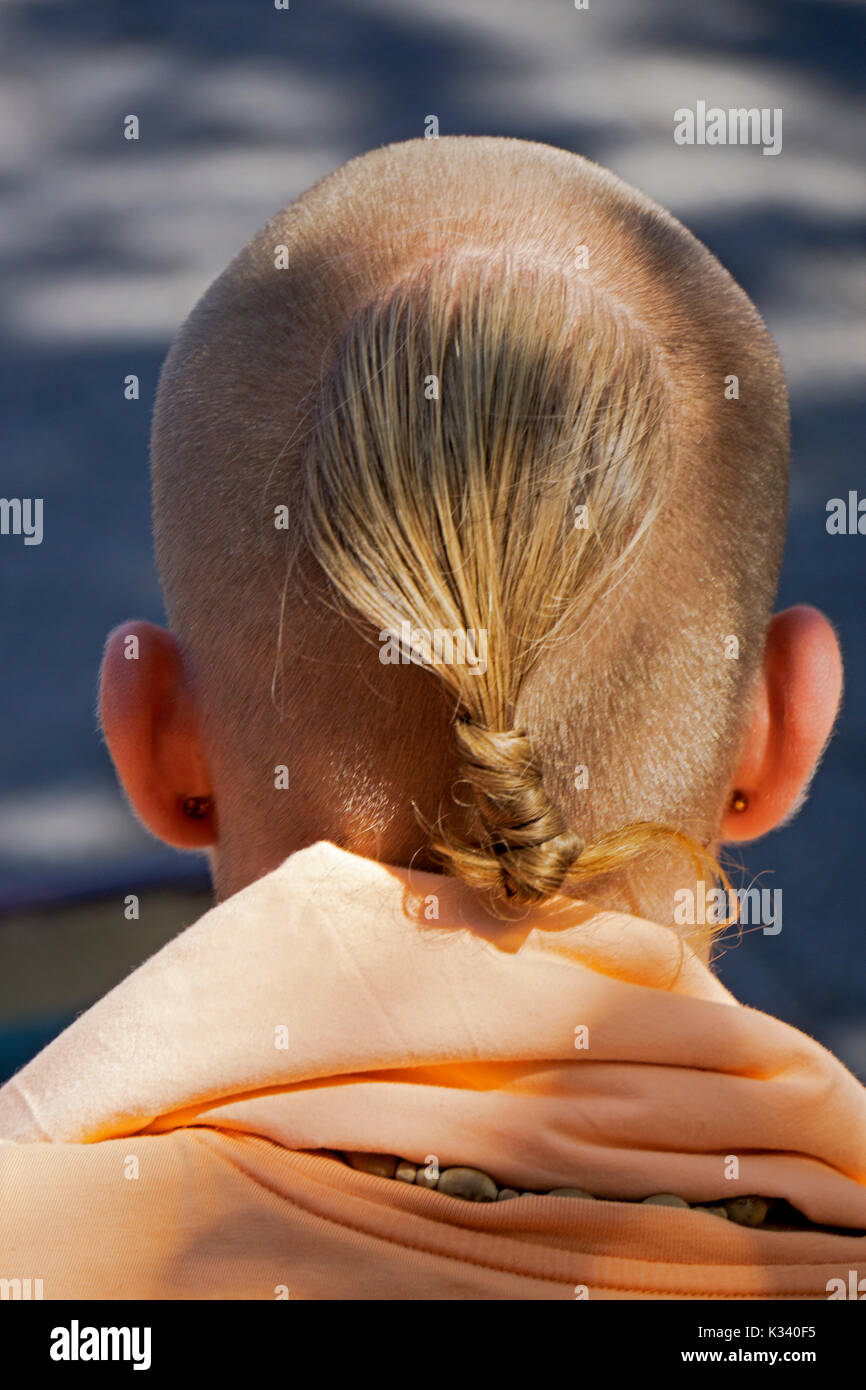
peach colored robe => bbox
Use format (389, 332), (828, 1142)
(1, 842), (864, 1299)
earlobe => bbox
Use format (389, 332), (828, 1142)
(720, 672), (771, 841)
(721, 605), (842, 844)
(99, 620), (217, 849)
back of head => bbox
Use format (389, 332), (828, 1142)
(152, 136), (789, 912)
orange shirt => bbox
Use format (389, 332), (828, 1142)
(1, 842), (864, 1299)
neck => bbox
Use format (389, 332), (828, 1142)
(211, 820), (718, 967)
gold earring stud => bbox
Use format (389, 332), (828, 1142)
(181, 795), (213, 819)
(730, 790), (748, 813)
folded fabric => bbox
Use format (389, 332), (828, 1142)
(1, 840), (864, 1299)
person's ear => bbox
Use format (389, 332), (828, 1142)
(722, 605), (842, 843)
(99, 620), (216, 849)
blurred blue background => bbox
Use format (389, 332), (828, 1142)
(0, 0), (864, 1078)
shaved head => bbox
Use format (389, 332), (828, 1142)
(150, 136), (789, 907)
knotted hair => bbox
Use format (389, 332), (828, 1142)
(440, 719), (584, 903)
(301, 252), (725, 909)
